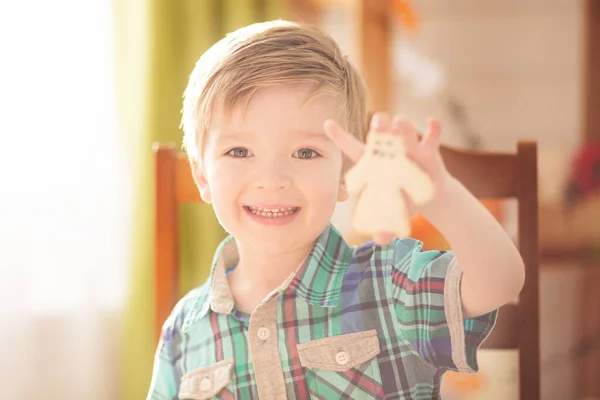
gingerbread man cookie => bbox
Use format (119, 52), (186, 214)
(345, 131), (434, 238)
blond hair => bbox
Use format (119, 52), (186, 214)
(181, 20), (369, 166)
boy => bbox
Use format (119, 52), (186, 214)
(148, 20), (524, 399)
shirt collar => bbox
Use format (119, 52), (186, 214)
(182, 223), (354, 330)
(288, 223), (354, 307)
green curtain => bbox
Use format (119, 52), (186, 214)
(115, 1), (284, 398)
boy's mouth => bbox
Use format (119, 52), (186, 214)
(244, 205), (300, 218)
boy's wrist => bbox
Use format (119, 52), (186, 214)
(419, 175), (465, 226)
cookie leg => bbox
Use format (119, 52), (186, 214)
(394, 201), (411, 238)
(352, 212), (375, 236)
(395, 222), (411, 239)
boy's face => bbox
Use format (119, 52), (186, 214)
(196, 84), (349, 254)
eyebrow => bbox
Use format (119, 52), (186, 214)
(218, 130), (331, 141)
(295, 130), (330, 141)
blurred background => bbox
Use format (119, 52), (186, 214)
(0, 0), (599, 399)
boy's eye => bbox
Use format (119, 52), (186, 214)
(295, 148), (320, 159)
(227, 147), (252, 158)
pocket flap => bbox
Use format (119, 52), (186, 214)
(179, 358), (235, 400)
(296, 329), (380, 371)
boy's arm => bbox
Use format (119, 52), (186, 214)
(325, 113), (522, 319)
(147, 329), (179, 400)
(390, 243), (497, 372)
(422, 176), (525, 318)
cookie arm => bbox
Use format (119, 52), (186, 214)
(344, 160), (368, 196)
(400, 160), (435, 205)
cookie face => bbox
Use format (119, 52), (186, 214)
(357, 132), (411, 186)
(364, 132), (406, 179)
(365, 132), (407, 160)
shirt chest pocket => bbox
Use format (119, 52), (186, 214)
(178, 358), (235, 400)
(297, 329), (385, 399)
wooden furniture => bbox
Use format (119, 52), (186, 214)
(153, 140), (540, 399)
(440, 142), (540, 400)
(550, 1), (600, 395)
(153, 143), (201, 341)
(541, 193), (600, 399)
(285, 0), (393, 111)
(581, 4), (600, 389)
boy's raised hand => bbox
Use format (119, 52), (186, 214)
(324, 112), (451, 245)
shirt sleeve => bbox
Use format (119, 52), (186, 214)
(146, 319), (180, 400)
(146, 290), (198, 400)
(390, 239), (497, 372)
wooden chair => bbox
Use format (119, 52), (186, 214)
(439, 142), (540, 400)
(153, 140), (539, 399)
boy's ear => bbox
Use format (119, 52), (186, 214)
(337, 179), (349, 202)
(190, 159), (212, 204)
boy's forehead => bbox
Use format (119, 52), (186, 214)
(211, 85), (339, 136)
(217, 128), (330, 142)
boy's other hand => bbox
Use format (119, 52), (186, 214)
(324, 112), (452, 246)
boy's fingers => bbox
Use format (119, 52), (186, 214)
(370, 112), (392, 132)
(393, 116), (419, 150)
(421, 117), (442, 149)
(373, 232), (396, 246)
(324, 119), (365, 163)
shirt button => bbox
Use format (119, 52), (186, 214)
(335, 351), (350, 365)
(199, 376), (212, 392)
(257, 326), (271, 341)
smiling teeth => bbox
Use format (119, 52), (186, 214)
(248, 206), (298, 217)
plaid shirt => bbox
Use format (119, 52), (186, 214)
(148, 223), (496, 400)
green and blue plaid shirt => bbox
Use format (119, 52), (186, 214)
(148, 223), (496, 399)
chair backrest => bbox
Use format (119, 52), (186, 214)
(153, 143), (200, 343)
(153, 140), (539, 399)
(440, 142), (539, 400)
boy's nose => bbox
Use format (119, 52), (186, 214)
(254, 167), (292, 190)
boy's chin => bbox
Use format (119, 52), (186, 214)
(256, 240), (302, 255)
(233, 233), (306, 256)
(235, 223), (322, 254)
